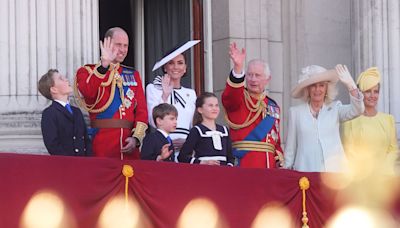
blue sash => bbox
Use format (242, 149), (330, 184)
(233, 100), (277, 163)
(90, 66), (135, 137)
(96, 66), (135, 120)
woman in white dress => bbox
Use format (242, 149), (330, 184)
(146, 44), (197, 160)
(284, 64), (364, 172)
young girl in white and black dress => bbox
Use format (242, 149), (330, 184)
(178, 92), (234, 166)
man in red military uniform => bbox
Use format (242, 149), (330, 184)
(75, 27), (148, 160)
(222, 42), (284, 168)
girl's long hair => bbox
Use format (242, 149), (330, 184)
(192, 92), (218, 126)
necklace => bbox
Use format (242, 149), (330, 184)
(309, 103), (321, 119)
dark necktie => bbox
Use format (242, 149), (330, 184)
(65, 103), (73, 114)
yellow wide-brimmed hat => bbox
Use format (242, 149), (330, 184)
(291, 65), (339, 98)
(356, 67), (381, 92)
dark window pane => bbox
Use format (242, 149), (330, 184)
(99, 0), (135, 67)
(144, 0), (191, 87)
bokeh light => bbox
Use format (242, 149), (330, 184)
(20, 190), (67, 228)
(251, 202), (293, 228)
(326, 206), (397, 228)
(98, 195), (141, 228)
(177, 197), (223, 228)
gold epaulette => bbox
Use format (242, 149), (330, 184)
(85, 62), (107, 80)
(74, 62), (123, 113)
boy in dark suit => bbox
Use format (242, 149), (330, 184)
(38, 69), (92, 156)
(141, 104), (177, 161)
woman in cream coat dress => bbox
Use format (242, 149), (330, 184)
(284, 64), (364, 172)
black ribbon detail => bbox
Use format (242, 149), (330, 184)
(170, 90), (186, 108)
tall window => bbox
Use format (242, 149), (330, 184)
(99, 0), (203, 91)
(99, 0), (136, 66)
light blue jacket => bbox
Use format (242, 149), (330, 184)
(284, 93), (364, 172)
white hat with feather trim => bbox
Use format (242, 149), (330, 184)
(291, 65), (339, 98)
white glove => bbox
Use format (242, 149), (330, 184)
(335, 64), (357, 91)
(275, 151), (284, 168)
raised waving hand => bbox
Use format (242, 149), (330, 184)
(335, 64), (357, 91)
(229, 42), (246, 74)
(100, 37), (118, 68)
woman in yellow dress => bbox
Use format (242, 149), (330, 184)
(341, 67), (398, 166)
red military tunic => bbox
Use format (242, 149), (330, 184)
(222, 71), (283, 168)
(75, 63), (148, 160)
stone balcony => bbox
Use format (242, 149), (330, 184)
(0, 112), (48, 154)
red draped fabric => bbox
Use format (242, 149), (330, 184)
(0, 153), (398, 227)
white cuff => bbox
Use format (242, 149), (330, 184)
(232, 70), (245, 78)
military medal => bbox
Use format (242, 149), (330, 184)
(124, 74), (137, 86)
(127, 75), (132, 86)
(268, 105), (280, 119)
(272, 106), (278, 118)
(121, 71), (138, 87)
(270, 129), (278, 142)
(275, 121), (280, 133)
(121, 73), (128, 86)
(114, 72), (123, 85)
(126, 88), (135, 100)
(131, 74), (137, 86)
(274, 106), (280, 119)
(267, 105), (273, 117)
(124, 99), (132, 109)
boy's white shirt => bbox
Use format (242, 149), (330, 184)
(156, 129), (170, 138)
(54, 99), (69, 107)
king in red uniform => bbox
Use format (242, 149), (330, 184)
(222, 42), (284, 168)
(75, 27), (148, 160)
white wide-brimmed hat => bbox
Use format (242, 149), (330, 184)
(291, 65), (339, 98)
(152, 40), (201, 71)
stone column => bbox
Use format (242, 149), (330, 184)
(0, 0), (99, 153)
(282, 0), (353, 141)
(212, 0), (284, 129)
(352, 0), (400, 137)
